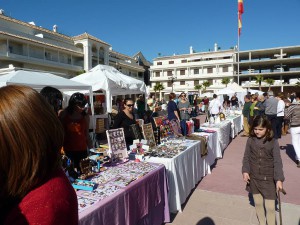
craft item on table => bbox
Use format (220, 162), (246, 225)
(130, 141), (150, 155)
(129, 124), (144, 141)
(214, 115), (221, 124)
(153, 116), (164, 127)
(78, 185), (122, 201)
(169, 119), (183, 137)
(160, 117), (174, 138)
(121, 161), (158, 173)
(186, 134), (208, 157)
(136, 119), (144, 127)
(79, 158), (96, 180)
(77, 196), (99, 213)
(109, 176), (136, 187)
(72, 179), (97, 191)
(186, 119), (194, 136)
(209, 115), (215, 124)
(106, 128), (128, 161)
(219, 112), (226, 121)
(141, 123), (156, 147)
(90, 148), (107, 154)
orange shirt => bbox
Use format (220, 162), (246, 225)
(62, 114), (87, 152)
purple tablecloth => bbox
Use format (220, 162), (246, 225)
(79, 164), (170, 225)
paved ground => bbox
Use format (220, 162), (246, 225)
(166, 126), (300, 225)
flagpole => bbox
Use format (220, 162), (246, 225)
(237, 13), (240, 85)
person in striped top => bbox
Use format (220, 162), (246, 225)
(285, 92), (300, 167)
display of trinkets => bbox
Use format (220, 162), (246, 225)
(129, 124), (144, 140)
(78, 185), (121, 200)
(129, 140), (149, 155)
(141, 123), (156, 147)
(74, 160), (160, 213)
(72, 179), (97, 191)
(79, 158), (96, 180)
(169, 119), (183, 137)
(148, 140), (189, 158)
(106, 128), (128, 160)
(77, 196), (98, 212)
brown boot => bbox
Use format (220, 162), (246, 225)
(284, 125), (289, 134)
(282, 127), (286, 135)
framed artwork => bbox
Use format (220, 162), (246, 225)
(169, 119), (182, 136)
(141, 123), (156, 147)
(106, 128), (128, 160)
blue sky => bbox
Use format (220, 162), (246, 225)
(1, 0), (300, 62)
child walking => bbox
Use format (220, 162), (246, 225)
(242, 115), (285, 225)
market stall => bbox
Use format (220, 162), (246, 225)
(145, 139), (209, 213)
(0, 70), (93, 112)
(77, 161), (170, 225)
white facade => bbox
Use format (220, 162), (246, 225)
(150, 45), (300, 96)
(150, 46), (235, 95)
(0, 13), (145, 79)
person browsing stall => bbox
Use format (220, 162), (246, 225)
(59, 93), (93, 172)
(0, 85), (78, 225)
(242, 115), (284, 225)
(284, 92), (300, 167)
(208, 94), (221, 116)
(167, 92), (180, 121)
(40, 86), (63, 115)
(113, 98), (136, 147)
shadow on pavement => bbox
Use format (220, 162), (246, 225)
(196, 217), (215, 225)
(280, 144), (297, 163)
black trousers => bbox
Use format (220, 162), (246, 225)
(266, 114), (278, 138)
(275, 116), (284, 138)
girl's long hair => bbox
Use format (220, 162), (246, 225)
(249, 115), (273, 143)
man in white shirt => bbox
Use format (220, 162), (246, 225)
(209, 94), (222, 116)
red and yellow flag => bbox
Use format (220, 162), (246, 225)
(238, 0), (244, 36)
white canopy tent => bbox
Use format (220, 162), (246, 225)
(216, 82), (247, 106)
(69, 64), (148, 113)
(0, 69), (94, 114)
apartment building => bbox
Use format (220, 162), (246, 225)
(150, 44), (300, 97)
(0, 12), (145, 80)
(150, 44), (236, 96)
(239, 46), (300, 93)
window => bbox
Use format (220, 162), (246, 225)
(169, 61), (174, 64)
(223, 56), (231, 59)
(167, 70), (172, 76)
(167, 82), (172, 87)
(180, 70), (185, 75)
(207, 68), (213, 73)
(157, 62), (162, 65)
(181, 59), (187, 63)
(223, 66), (229, 72)
(194, 68), (199, 74)
(155, 72), (160, 77)
(180, 81), (185, 85)
(194, 80), (199, 85)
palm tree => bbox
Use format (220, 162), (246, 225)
(255, 75), (264, 91)
(221, 77), (230, 87)
(202, 80), (211, 91)
(153, 82), (165, 99)
(264, 78), (275, 91)
(194, 84), (203, 95)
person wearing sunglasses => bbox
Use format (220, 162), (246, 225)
(59, 92), (93, 172)
(113, 98), (136, 148)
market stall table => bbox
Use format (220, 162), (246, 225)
(145, 140), (208, 213)
(200, 120), (232, 154)
(78, 162), (170, 225)
(226, 114), (243, 138)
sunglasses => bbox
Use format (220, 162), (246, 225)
(126, 104), (134, 107)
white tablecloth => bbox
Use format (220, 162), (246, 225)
(145, 140), (207, 213)
(200, 120), (232, 154)
(226, 115), (243, 138)
(189, 131), (220, 170)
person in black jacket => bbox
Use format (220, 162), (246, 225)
(113, 98), (136, 148)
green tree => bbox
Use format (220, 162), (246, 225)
(153, 82), (165, 99)
(221, 77), (230, 87)
(202, 80), (211, 91)
(264, 78), (275, 91)
(194, 84), (203, 95)
(255, 75), (264, 91)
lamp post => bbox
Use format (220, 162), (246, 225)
(168, 74), (177, 93)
